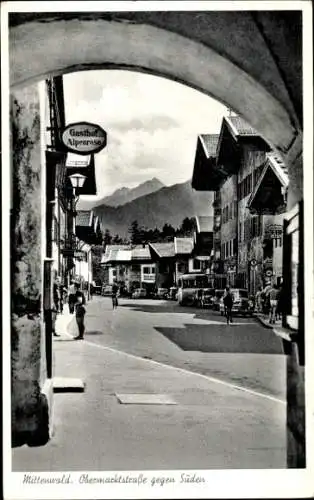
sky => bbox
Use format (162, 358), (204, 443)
(63, 70), (228, 201)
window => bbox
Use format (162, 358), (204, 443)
(52, 216), (59, 242)
(233, 238), (238, 255)
(143, 266), (150, 274)
(251, 215), (262, 238)
(193, 259), (201, 270)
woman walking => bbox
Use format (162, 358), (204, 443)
(68, 281), (77, 314)
(73, 284), (86, 340)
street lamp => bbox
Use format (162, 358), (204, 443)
(69, 173), (87, 206)
(68, 173), (87, 287)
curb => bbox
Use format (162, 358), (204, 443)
(255, 314), (274, 329)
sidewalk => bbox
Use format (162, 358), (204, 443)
(12, 304), (287, 471)
(255, 312), (281, 329)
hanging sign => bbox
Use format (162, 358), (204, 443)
(74, 250), (87, 260)
(61, 122), (107, 155)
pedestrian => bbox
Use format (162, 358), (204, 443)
(73, 284), (86, 340)
(68, 281), (77, 314)
(268, 283), (280, 324)
(53, 280), (60, 314)
(58, 281), (66, 314)
(255, 286), (263, 313)
(263, 281), (272, 315)
(276, 282), (284, 321)
(223, 286), (234, 324)
(112, 280), (119, 309)
(51, 285), (60, 337)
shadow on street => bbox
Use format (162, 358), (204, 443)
(154, 323), (283, 355)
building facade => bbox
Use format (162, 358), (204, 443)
(101, 245), (156, 294)
(192, 115), (288, 295)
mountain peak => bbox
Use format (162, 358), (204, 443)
(94, 177), (165, 208)
(93, 180), (214, 239)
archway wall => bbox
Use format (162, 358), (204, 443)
(9, 12), (302, 167)
(7, 11), (305, 456)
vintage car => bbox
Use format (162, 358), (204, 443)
(219, 288), (255, 316)
(197, 288), (216, 308)
(212, 289), (225, 311)
(91, 280), (102, 295)
(168, 287), (178, 300)
(101, 284), (113, 296)
(156, 288), (169, 299)
(132, 288), (147, 299)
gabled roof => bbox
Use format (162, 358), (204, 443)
(266, 152), (289, 187)
(174, 237), (194, 255)
(199, 134), (219, 158)
(102, 244), (130, 264)
(195, 215), (214, 233)
(247, 151), (289, 214)
(131, 246), (151, 260)
(101, 244), (152, 264)
(149, 242), (175, 258)
(225, 115), (259, 138)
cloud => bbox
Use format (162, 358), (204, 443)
(63, 70), (228, 199)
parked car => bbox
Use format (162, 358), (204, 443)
(219, 288), (255, 316)
(102, 284), (113, 296)
(157, 288), (169, 299)
(132, 288), (147, 299)
(91, 280), (102, 295)
(197, 288), (216, 308)
(212, 289), (225, 311)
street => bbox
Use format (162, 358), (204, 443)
(76, 296), (286, 401)
(12, 296), (287, 471)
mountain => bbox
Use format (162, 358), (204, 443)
(79, 177), (165, 210)
(93, 180), (214, 238)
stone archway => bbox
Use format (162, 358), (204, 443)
(10, 12), (303, 175)
(7, 9), (307, 465)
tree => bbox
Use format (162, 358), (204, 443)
(91, 245), (106, 284)
(103, 229), (112, 248)
(162, 223), (176, 241)
(179, 217), (197, 236)
(112, 234), (124, 244)
(128, 220), (140, 245)
(128, 220), (145, 245)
